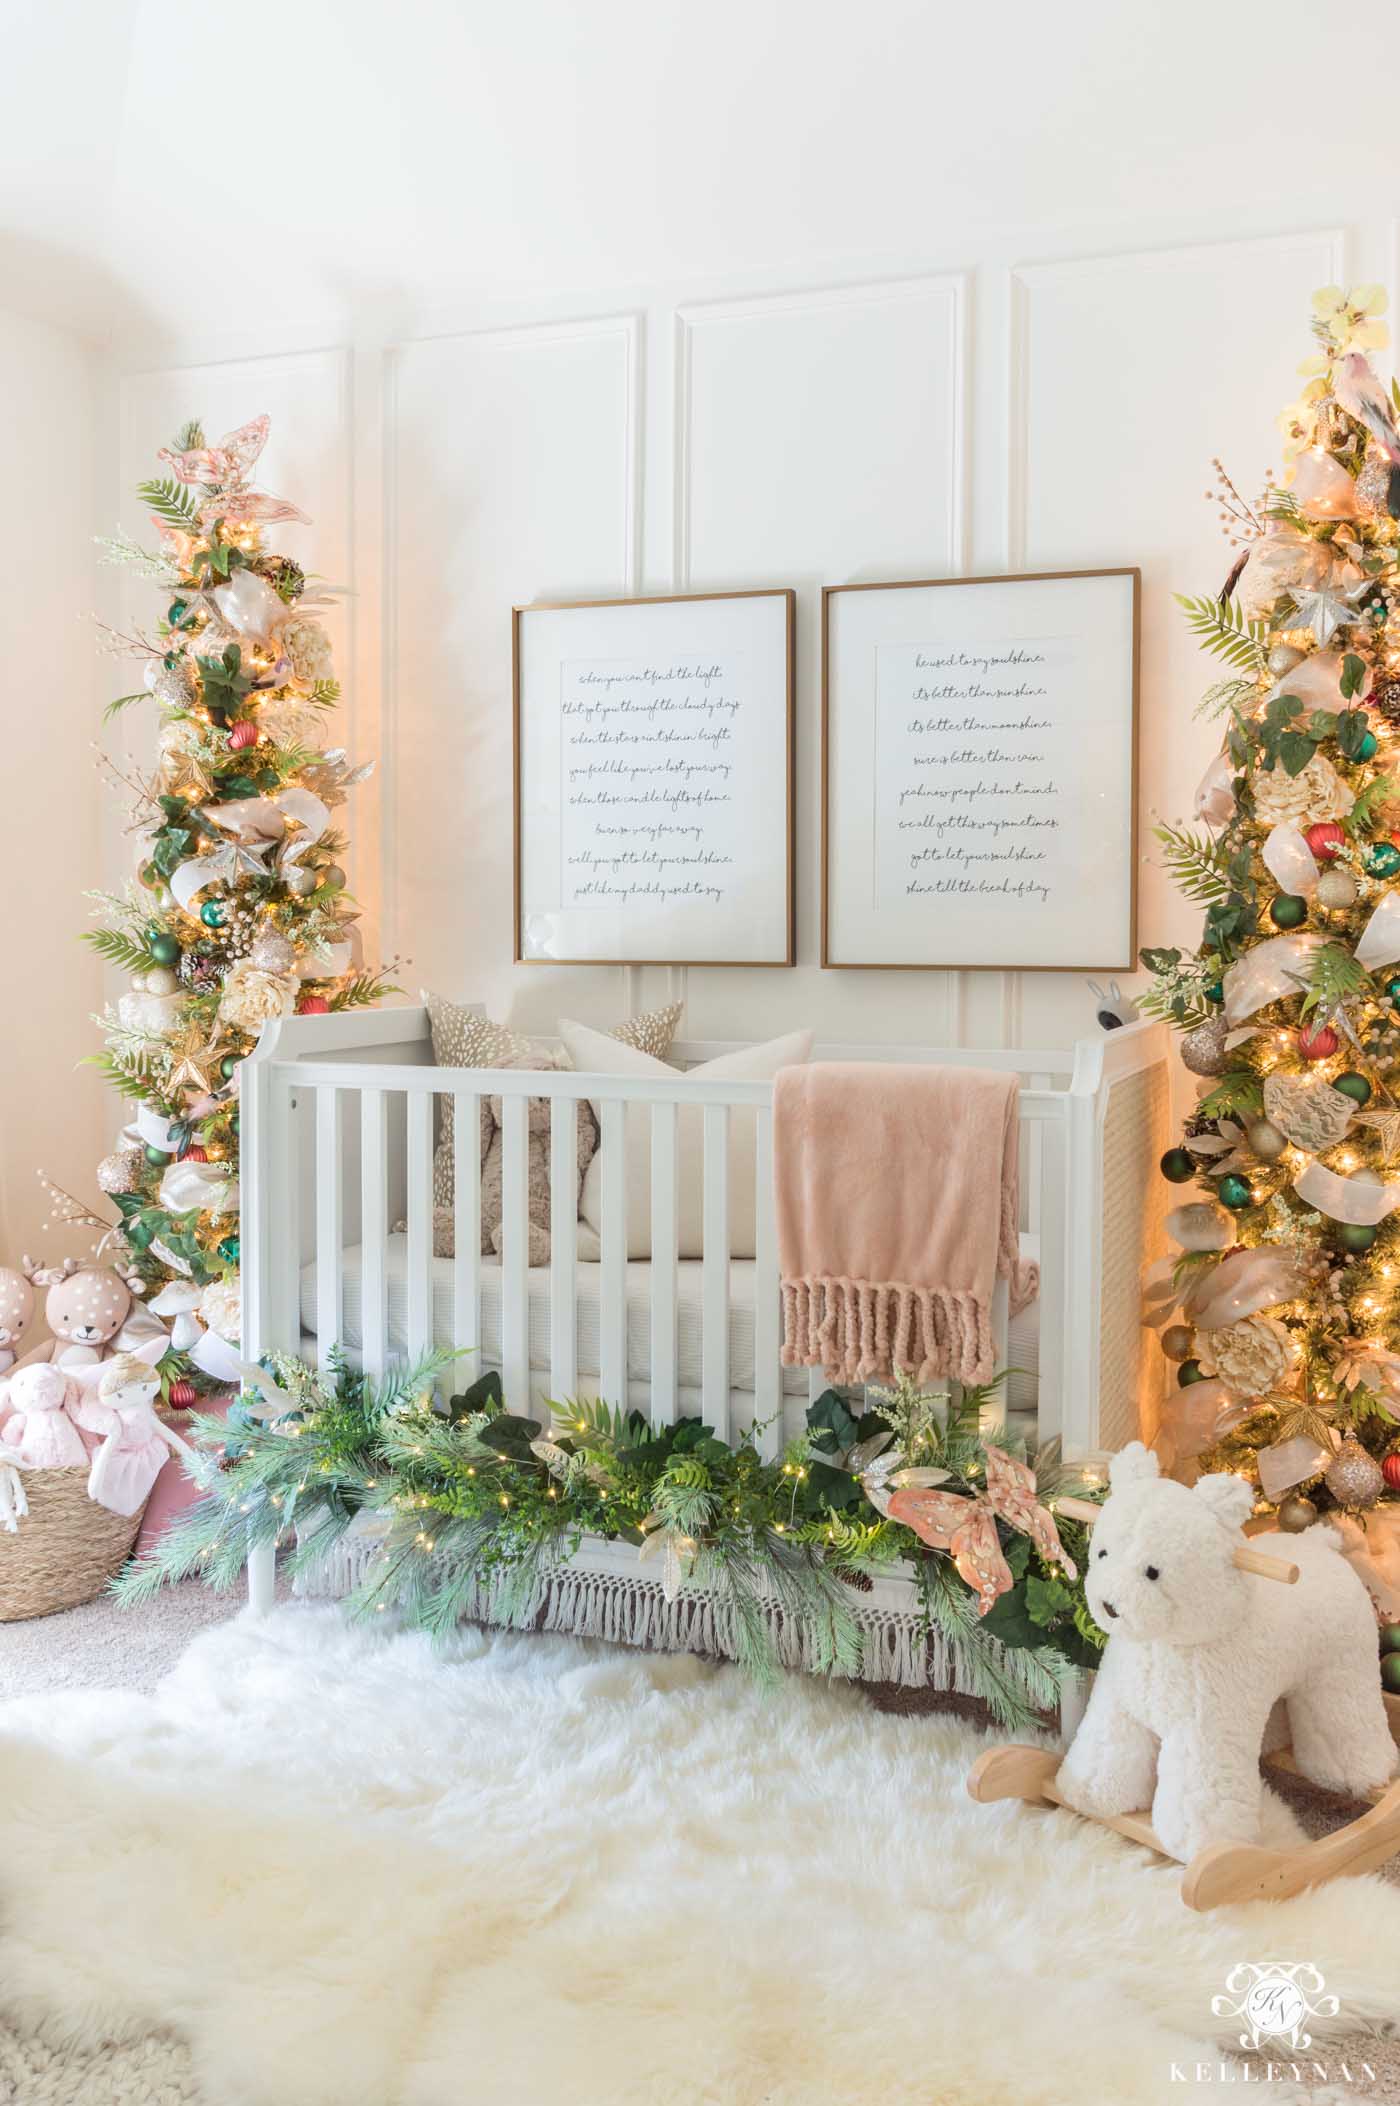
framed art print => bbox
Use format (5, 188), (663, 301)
(821, 569), (1139, 970)
(514, 588), (795, 966)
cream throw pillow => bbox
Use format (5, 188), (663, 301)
(560, 1020), (814, 1261)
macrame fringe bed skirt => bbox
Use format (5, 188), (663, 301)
(296, 1528), (1049, 1703)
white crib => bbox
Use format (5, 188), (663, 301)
(239, 1006), (1171, 1479)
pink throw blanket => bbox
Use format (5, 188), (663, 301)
(775, 1062), (1039, 1386)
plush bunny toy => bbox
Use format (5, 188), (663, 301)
(1056, 1442), (1396, 1862)
(0, 1362), (88, 1469)
(71, 1352), (190, 1518)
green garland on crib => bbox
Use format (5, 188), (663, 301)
(114, 1356), (1106, 1728)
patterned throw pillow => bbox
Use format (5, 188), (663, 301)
(610, 1000), (683, 1060)
(422, 990), (528, 1208)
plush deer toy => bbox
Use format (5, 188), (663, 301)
(0, 1264), (38, 1374)
(17, 1258), (168, 1375)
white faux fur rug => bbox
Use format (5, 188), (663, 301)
(2, 1607), (1399, 2106)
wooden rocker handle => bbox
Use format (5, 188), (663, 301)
(1055, 1496), (1299, 1584)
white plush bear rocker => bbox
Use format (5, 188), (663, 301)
(1056, 1443), (1396, 1863)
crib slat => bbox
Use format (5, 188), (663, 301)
(986, 1275), (1010, 1435)
(278, 1086), (303, 1354)
(360, 1090), (389, 1380)
(314, 1086), (343, 1368)
(405, 1090), (434, 1357)
(453, 1089), (481, 1362)
(649, 1100), (678, 1428)
(752, 1102), (779, 1460)
(1037, 1119), (1068, 1444)
(702, 1104), (730, 1442)
(1026, 1072), (1049, 1237)
(599, 1100), (627, 1409)
(501, 1093), (530, 1409)
(550, 1097), (578, 1402)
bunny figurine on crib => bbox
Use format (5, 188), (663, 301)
(0, 1362), (89, 1469)
(71, 1352), (191, 1518)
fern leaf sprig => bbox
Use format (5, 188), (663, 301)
(1152, 821), (1232, 903)
(1174, 593), (1269, 672)
(135, 477), (200, 530)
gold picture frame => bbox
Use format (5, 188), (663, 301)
(820, 568), (1140, 971)
(514, 587), (796, 967)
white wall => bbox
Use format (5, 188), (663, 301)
(105, 218), (1369, 1059)
(0, 309), (103, 1265)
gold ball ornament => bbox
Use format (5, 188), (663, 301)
(1277, 1494), (1319, 1533)
(1316, 868), (1358, 911)
(1160, 1323), (1194, 1361)
(1181, 1013), (1232, 1077)
(1268, 643), (1305, 676)
(1356, 446), (1398, 518)
(97, 1146), (144, 1196)
(1245, 1118), (1287, 1162)
(249, 931), (297, 975)
(1324, 1436), (1386, 1510)
(285, 867), (317, 898)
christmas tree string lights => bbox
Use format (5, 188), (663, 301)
(1146, 285), (1400, 1567)
(83, 415), (394, 1392)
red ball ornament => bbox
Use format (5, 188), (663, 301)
(1383, 1453), (1400, 1493)
(297, 994), (330, 1016)
(1298, 1023), (1339, 1061)
(180, 1143), (208, 1162)
(228, 720), (260, 750)
(167, 1378), (198, 1409)
(1303, 821), (1345, 862)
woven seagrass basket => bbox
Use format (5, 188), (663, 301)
(0, 1467), (145, 1622)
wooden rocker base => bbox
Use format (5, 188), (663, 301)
(967, 1693), (1400, 1910)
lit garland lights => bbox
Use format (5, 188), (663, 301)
(84, 417), (394, 1401)
(114, 1357), (1107, 1729)
(1145, 284), (1400, 1578)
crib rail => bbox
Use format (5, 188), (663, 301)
(240, 1012), (1172, 1467)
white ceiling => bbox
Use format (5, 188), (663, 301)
(4, 0), (1398, 347)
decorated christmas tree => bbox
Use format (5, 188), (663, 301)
(1145, 286), (1400, 1583)
(79, 416), (391, 1392)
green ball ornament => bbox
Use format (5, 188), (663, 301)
(1387, 977), (1400, 1010)
(1204, 981), (1225, 1006)
(1334, 1072), (1374, 1106)
(1177, 1359), (1206, 1387)
(147, 931), (180, 967)
(1379, 1623), (1400, 1656)
(1160, 1147), (1195, 1184)
(1269, 893), (1308, 929)
(1368, 842), (1400, 879)
(1382, 1652), (1400, 1696)
(1338, 1221), (1379, 1254)
(1218, 1173), (1253, 1211)
(143, 1145), (170, 1168)
(229, 1112), (240, 1137)
(220, 1054), (239, 1081)
(1358, 730), (1380, 762)
(217, 1235), (240, 1263)
(200, 900), (226, 928)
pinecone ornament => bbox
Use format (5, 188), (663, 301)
(1370, 672), (1400, 728)
(97, 1146), (144, 1196)
(1325, 1436), (1385, 1510)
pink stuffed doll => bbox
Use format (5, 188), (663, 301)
(71, 1352), (191, 1518)
(0, 1263), (37, 1375)
(0, 1362), (88, 1469)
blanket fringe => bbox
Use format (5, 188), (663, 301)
(780, 1275), (995, 1386)
(294, 1528), (1048, 1703)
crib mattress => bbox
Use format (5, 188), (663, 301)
(298, 1235), (1041, 1408)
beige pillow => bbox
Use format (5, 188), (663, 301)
(421, 990), (528, 1208)
(560, 1020), (814, 1261)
